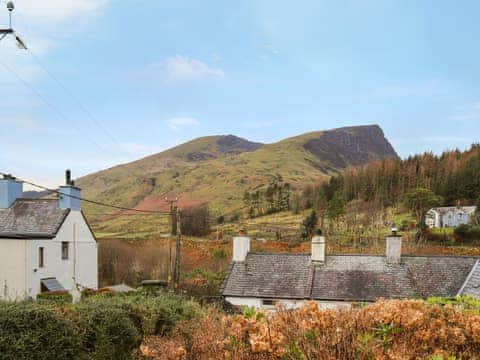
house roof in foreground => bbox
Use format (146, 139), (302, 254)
(221, 253), (479, 302)
(0, 199), (70, 239)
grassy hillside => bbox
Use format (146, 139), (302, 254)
(78, 125), (397, 232)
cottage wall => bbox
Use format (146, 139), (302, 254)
(25, 211), (98, 299)
(225, 297), (353, 311)
(0, 239), (27, 300)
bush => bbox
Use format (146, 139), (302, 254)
(424, 228), (450, 243)
(74, 302), (141, 360)
(140, 298), (480, 359)
(0, 302), (81, 360)
(36, 291), (73, 305)
(181, 269), (227, 297)
(81, 293), (200, 337)
(181, 205), (211, 237)
(454, 224), (480, 242)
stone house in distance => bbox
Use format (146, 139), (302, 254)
(221, 231), (480, 310)
(0, 172), (98, 301)
(425, 206), (477, 228)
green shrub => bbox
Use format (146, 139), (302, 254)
(81, 293), (200, 336)
(0, 302), (82, 360)
(36, 291), (73, 306)
(454, 224), (480, 242)
(426, 295), (480, 311)
(0, 293), (199, 360)
(75, 303), (141, 360)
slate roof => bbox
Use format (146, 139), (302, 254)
(221, 253), (480, 301)
(459, 260), (480, 298)
(0, 199), (69, 239)
(429, 206), (477, 215)
(221, 254), (313, 299)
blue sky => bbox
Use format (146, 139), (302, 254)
(0, 0), (479, 187)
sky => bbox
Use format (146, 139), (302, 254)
(0, 0), (479, 188)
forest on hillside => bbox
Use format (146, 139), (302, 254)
(297, 144), (480, 211)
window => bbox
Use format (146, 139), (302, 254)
(262, 299), (277, 306)
(61, 242), (69, 260)
(39, 247), (44, 268)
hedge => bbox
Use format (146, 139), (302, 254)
(74, 303), (141, 360)
(0, 293), (200, 360)
(0, 302), (82, 360)
(36, 291), (73, 306)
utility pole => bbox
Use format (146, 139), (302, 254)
(165, 196), (178, 288)
(173, 207), (182, 289)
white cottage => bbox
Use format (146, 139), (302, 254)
(221, 231), (480, 310)
(0, 173), (98, 301)
(425, 206), (477, 228)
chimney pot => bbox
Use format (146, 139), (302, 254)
(65, 169), (72, 185)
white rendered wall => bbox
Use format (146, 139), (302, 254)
(225, 297), (353, 311)
(225, 297), (262, 308)
(0, 239), (27, 300)
(26, 211), (98, 299)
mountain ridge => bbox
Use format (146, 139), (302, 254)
(77, 124), (397, 217)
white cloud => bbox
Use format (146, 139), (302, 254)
(166, 117), (200, 131)
(163, 56), (225, 81)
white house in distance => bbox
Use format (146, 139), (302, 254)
(425, 206), (477, 228)
(221, 231), (480, 310)
(0, 171), (98, 301)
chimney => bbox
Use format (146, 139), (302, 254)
(233, 229), (250, 262)
(311, 229), (326, 264)
(0, 174), (23, 208)
(386, 227), (402, 264)
(59, 169), (81, 211)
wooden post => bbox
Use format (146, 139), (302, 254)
(173, 208), (181, 289)
(165, 197), (178, 289)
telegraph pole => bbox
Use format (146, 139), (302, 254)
(173, 207), (182, 289)
(165, 196), (178, 288)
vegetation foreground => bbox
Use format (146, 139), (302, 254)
(3, 294), (480, 359)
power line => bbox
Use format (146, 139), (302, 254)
(0, 171), (173, 215)
(0, 170), (251, 222)
(0, 59), (105, 151)
(25, 48), (121, 146)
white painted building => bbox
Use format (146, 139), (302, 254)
(425, 206), (477, 228)
(221, 231), (480, 310)
(0, 173), (98, 301)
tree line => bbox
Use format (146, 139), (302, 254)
(297, 144), (480, 212)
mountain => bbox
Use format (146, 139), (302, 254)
(77, 125), (398, 218)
